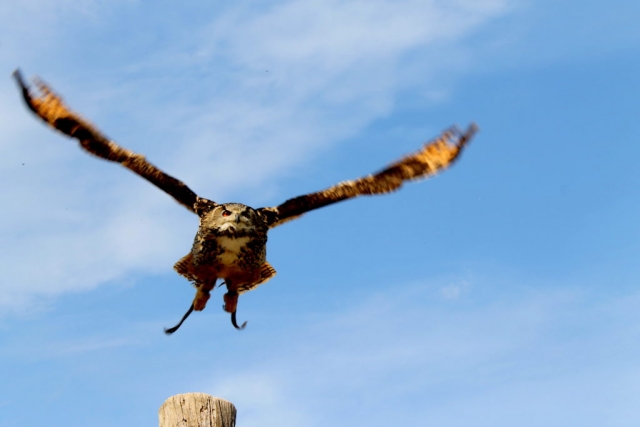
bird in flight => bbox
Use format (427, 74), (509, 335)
(14, 70), (478, 334)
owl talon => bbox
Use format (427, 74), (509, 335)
(231, 311), (247, 330)
(164, 303), (194, 335)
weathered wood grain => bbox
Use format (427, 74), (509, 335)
(159, 393), (236, 427)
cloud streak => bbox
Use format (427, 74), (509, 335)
(1, 0), (509, 309)
(206, 279), (640, 427)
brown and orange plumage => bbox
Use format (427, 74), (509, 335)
(14, 70), (478, 333)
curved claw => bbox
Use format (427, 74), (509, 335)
(231, 311), (247, 330)
(164, 304), (194, 335)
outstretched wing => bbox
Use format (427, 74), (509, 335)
(13, 70), (207, 215)
(257, 124), (478, 228)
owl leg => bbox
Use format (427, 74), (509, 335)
(223, 290), (247, 330)
(222, 290), (238, 313)
(194, 280), (216, 311)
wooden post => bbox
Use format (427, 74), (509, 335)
(159, 393), (236, 427)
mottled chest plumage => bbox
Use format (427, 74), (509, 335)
(192, 231), (267, 277)
(181, 203), (269, 284)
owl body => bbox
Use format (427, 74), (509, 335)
(173, 203), (275, 313)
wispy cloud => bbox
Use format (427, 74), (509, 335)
(1, 0), (509, 309)
(46, 336), (134, 357)
(215, 373), (310, 427)
(205, 279), (640, 427)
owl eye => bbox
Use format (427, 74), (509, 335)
(222, 210), (232, 217)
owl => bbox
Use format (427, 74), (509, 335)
(14, 70), (478, 333)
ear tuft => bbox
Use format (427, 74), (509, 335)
(195, 198), (218, 216)
(256, 207), (279, 226)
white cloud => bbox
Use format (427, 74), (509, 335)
(0, 0), (509, 309)
(215, 373), (310, 427)
(440, 279), (470, 299)
(203, 280), (640, 427)
(45, 336), (134, 357)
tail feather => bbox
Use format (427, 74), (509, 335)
(238, 262), (277, 294)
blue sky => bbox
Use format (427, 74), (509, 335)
(1, 1), (639, 426)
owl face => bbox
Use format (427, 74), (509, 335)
(200, 203), (266, 235)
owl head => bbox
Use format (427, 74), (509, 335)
(200, 203), (266, 234)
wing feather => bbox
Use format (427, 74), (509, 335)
(13, 69), (206, 214)
(258, 124), (478, 228)
(237, 262), (277, 295)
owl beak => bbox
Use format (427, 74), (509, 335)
(235, 214), (241, 224)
